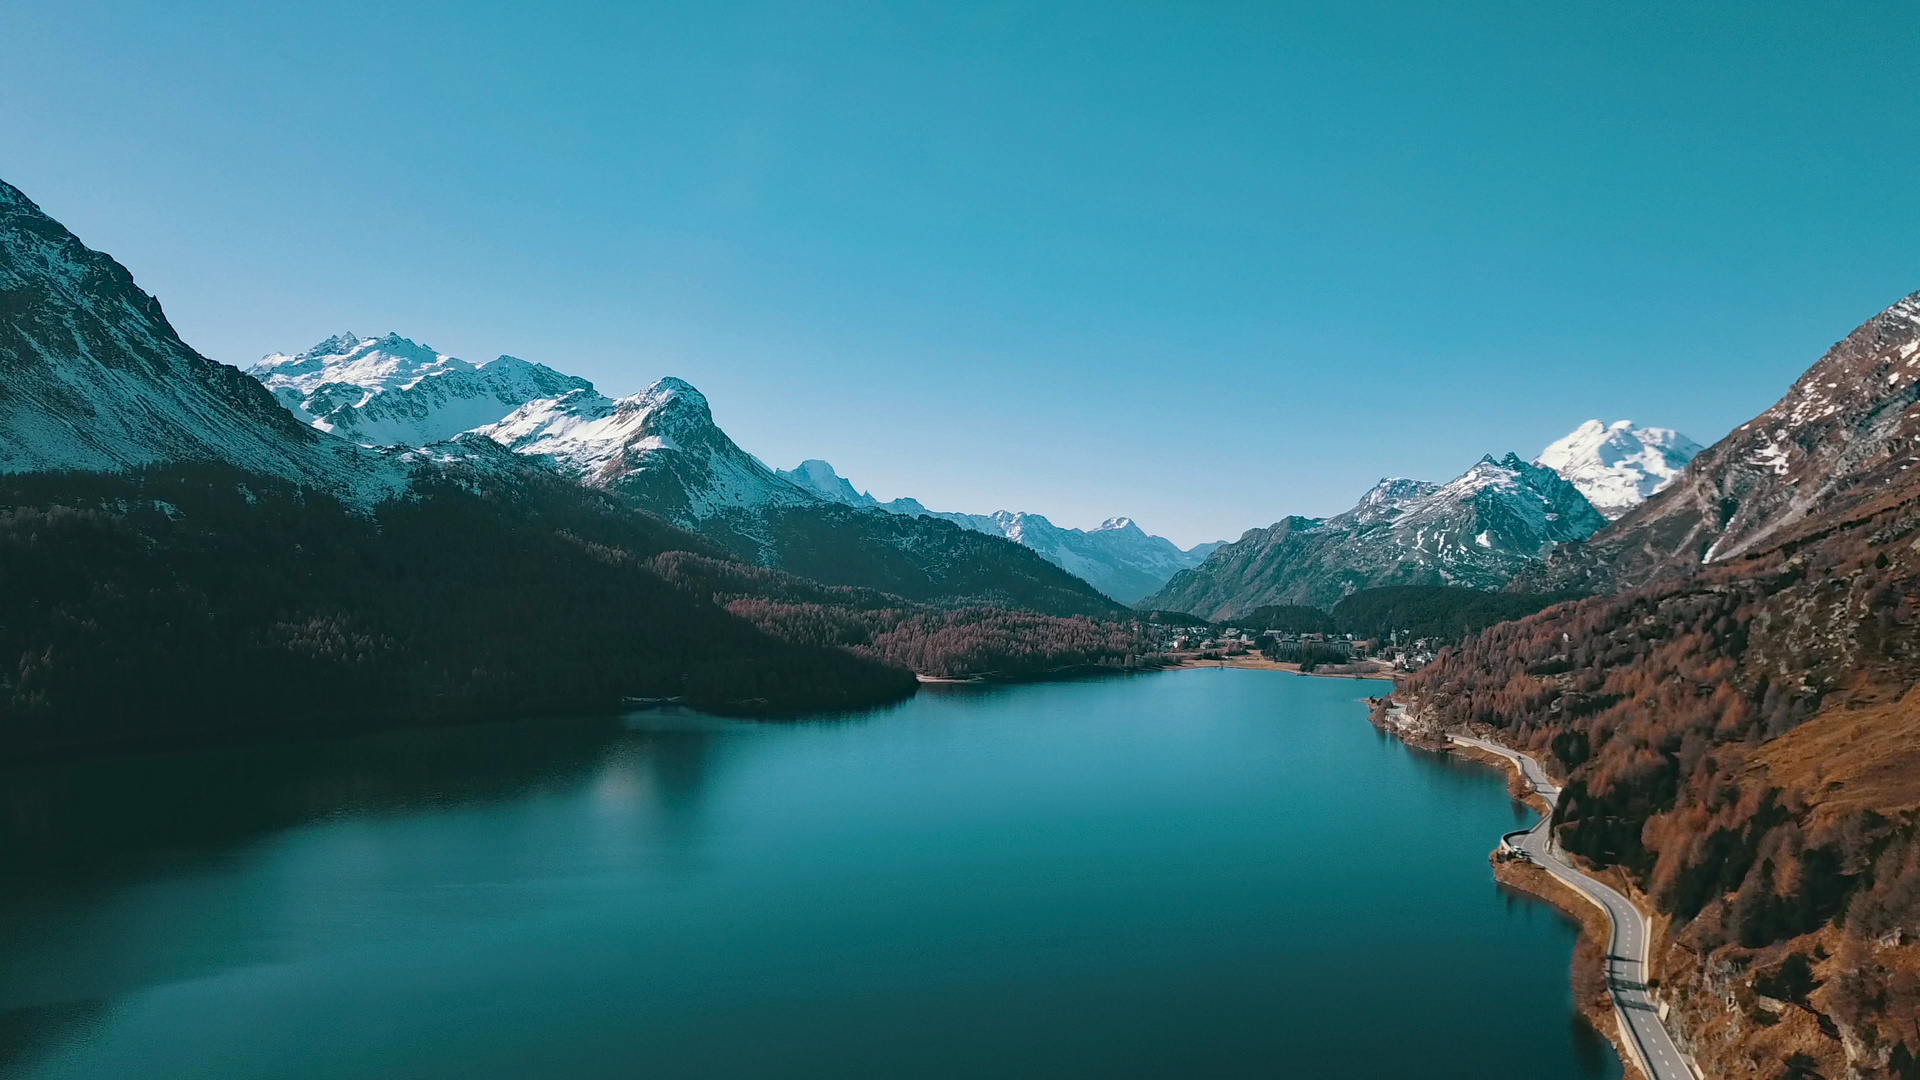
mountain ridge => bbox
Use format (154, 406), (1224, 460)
(1142, 452), (1606, 618)
(248, 332), (591, 447)
(0, 179), (400, 502)
(773, 458), (1219, 604)
(1521, 292), (1920, 593)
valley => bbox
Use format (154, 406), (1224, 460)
(5, 159), (1920, 1080)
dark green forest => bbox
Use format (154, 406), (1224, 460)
(0, 463), (916, 760)
(1330, 586), (1586, 642)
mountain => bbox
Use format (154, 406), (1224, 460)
(1527, 291), (1920, 593)
(1142, 454), (1606, 618)
(1534, 419), (1701, 519)
(772, 458), (1219, 604)
(242, 329), (1184, 610)
(476, 386), (1123, 615)
(0, 179), (396, 500)
(248, 333), (592, 447)
(1389, 291), (1920, 1080)
(234, 324), (1123, 616)
(481, 380), (820, 526)
(0, 173), (946, 756)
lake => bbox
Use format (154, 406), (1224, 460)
(0, 668), (1618, 1079)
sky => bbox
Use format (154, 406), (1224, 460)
(3, 1), (1917, 547)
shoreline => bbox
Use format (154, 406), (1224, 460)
(1374, 702), (1685, 1080)
(1167, 656), (1400, 680)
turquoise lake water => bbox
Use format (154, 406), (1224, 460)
(0, 668), (1618, 1078)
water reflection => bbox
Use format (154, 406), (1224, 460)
(0, 674), (1616, 1080)
(0, 717), (624, 872)
(0, 710), (755, 1075)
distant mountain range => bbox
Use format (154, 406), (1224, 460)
(238, 330), (1208, 605)
(1142, 453), (1608, 618)
(0, 175), (930, 756)
(776, 459), (1221, 604)
(1141, 418), (1701, 619)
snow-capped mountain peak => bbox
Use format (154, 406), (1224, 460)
(249, 333), (593, 447)
(630, 376), (718, 439)
(1534, 419), (1701, 519)
(1145, 450), (1606, 617)
(476, 377), (814, 523)
(251, 332), (459, 401)
(781, 459), (872, 506)
(1349, 477), (1442, 524)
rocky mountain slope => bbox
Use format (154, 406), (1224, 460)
(0, 179), (397, 500)
(1143, 454), (1605, 618)
(1392, 291), (1920, 1080)
(774, 458), (1218, 604)
(248, 333), (590, 447)
(1535, 420), (1701, 519)
(1525, 292), (1920, 595)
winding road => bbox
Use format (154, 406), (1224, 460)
(1448, 733), (1700, 1080)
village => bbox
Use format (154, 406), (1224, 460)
(1151, 623), (1442, 673)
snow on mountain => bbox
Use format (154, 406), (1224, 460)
(1535, 419), (1702, 519)
(1528, 290), (1920, 592)
(1142, 454), (1606, 618)
(771, 459), (1217, 604)
(478, 379), (815, 525)
(249, 333), (591, 447)
(782, 458), (873, 507)
(0, 177), (400, 501)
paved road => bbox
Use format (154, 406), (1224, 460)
(1449, 733), (1699, 1080)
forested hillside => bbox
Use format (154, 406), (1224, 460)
(0, 462), (917, 760)
(1331, 586), (1584, 642)
(652, 553), (1167, 680)
(1395, 292), (1920, 1079)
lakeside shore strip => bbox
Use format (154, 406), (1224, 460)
(1374, 700), (1700, 1080)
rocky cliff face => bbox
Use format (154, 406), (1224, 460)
(1142, 454), (1605, 618)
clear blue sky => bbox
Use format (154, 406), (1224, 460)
(4, 1), (1916, 546)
